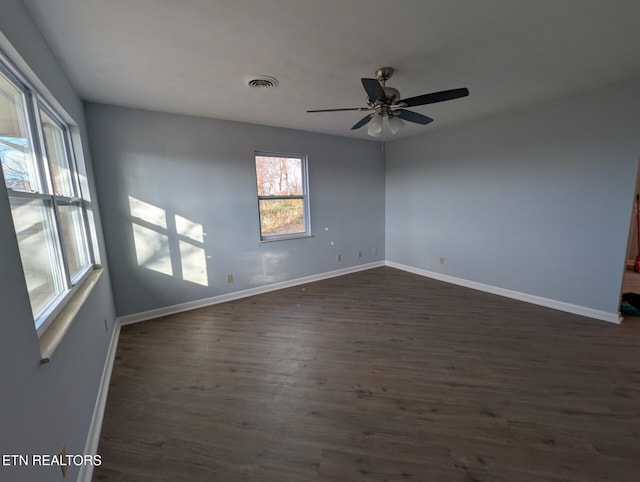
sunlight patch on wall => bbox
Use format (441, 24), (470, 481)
(128, 196), (208, 285)
(129, 196), (167, 228)
(129, 195), (173, 276)
(131, 224), (173, 276)
(179, 239), (208, 285)
(176, 214), (204, 243)
(175, 214), (208, 285)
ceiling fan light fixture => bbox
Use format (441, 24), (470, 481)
(388, 115), (404, 135)
(367, 113), (383, 137)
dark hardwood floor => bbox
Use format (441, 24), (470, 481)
(93, 267), (640, 481)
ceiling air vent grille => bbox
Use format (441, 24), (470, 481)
(246, 75), (279, 89)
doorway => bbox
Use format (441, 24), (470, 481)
(620, 158), (640, 318)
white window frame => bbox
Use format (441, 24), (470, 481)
(255, 151), (311, 242)
(0, 54), (97, 337)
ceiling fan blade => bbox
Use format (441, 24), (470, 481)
(399, 88), (469, 108)
(361, 78), (386, 103)
(351, 113), (374, 130)
(307, 107), (371, 113)
(396, 109), (434, 125)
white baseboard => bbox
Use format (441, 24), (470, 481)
(77, 319), (122, 482)
(118, 261), (385, 325)
(386, 261), (621, 324)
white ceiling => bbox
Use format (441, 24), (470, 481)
(21, 0), (640, 140)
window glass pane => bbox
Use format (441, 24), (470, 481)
(70, 128), (91, 202)
(40, 109), (74, 196)
(0, 71), (40, 192)
(256, 156), (303, 196)
(57, 203), (90, 279)
(259, 198), (304, 236)
(86, 205), (101, 265)
(9, 196), (65, 323)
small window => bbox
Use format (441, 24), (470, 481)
(255, 152), (310, 240)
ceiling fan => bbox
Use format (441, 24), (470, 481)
(307, 67), (469, 137)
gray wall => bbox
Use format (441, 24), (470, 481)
(85, 104), (386, 317)
(386, 77), (640, 316)
(0, 1), (117, 481)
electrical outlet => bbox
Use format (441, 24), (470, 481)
(336, 254), (341, 262)
(358, 251), (362, 259)
(440, 257), (445, 265)
(104, 319), (108, 332)
(372, 247), (377, 256)
(60, 444), (68, 477)
(227, 274), (233, 283)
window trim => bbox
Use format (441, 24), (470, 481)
(255, 150), (311, 242)
(0, 50), (99, 349)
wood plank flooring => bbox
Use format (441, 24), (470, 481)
(93, 267), (640, 481)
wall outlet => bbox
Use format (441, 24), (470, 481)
(358, 251), (362, 259)
(336, 254), (341, 262)
(440, 257), (445, 265)
(372, 247), (377, 256)
(104, 319), (109, 332)
(227, 274), (233, 283)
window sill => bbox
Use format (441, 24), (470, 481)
(260, 233), (313, 243)
(39, 268), (104, 363)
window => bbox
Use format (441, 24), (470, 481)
(255, 152), (310, 240)
(0, 62), (95, 334)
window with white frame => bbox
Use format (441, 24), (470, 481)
(255, 152), (310, 240)
(0, 62), (95, 334)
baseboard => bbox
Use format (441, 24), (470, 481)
(118, 260), (385, 325)
(77, 319), (122, 482)
(386, 261), (621, 324)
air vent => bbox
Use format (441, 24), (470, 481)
(245, 75), (279, 89)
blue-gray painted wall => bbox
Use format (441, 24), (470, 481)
(0, 1), (117, 481)
(85, 104), (386, 317)
(386, 77), (640, 315)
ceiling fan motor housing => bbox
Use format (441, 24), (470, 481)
(375, 67), (394, 83)
(383, 86), (401, 103)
